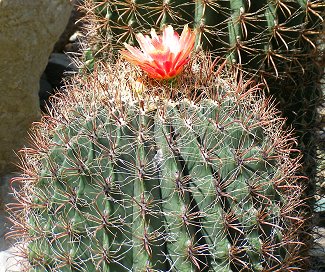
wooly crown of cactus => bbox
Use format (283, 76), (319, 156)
(8, 54), (306, 271)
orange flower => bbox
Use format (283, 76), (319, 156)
(121, 25), (195, 80)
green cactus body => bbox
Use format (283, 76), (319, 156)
(9, 58), (305, 271)
(84, 0), (323, 74)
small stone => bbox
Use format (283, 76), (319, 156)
(69, 31), (83, 42)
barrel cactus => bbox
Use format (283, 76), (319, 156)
(8, 54), (306, 271)
(81, 0), (324, 75)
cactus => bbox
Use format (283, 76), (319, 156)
(8, 57), (306, 271)
(81, 0), (324, 75)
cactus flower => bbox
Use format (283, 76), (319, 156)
(121, 25), (195, 80)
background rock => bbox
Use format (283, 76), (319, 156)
(0, 0), (72, 177)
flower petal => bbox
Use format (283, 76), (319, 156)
(121, 43), (148, 62)
(149, 49), (171, 64)
(150, 28), (159, 40)
(162, 25), (180, 55)
(136, 33), (155, 55)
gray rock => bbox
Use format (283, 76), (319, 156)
(0, 0), (73, 176)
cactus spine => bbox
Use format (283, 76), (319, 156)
(82, 0), (324, 75)
(8, 57), (306, 271)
